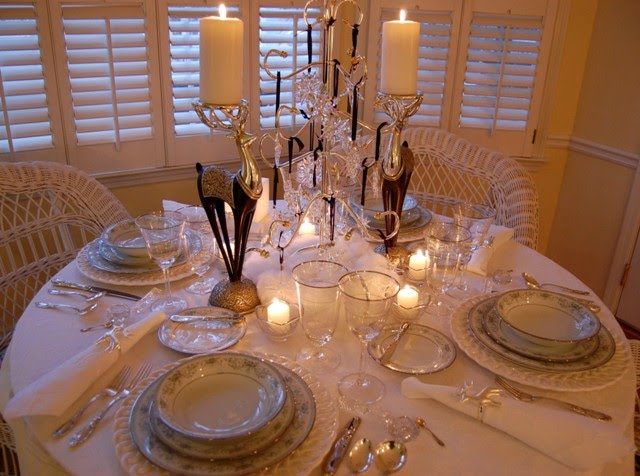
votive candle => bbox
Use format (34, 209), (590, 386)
(267, 298), (290, 332)
(408, 249), (427, 281)
(299, 218), (316, 235)
(397, 284), (419, 309)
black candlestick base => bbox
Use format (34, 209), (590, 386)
(208, 276), (261, 314)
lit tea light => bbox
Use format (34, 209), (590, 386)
(408, 249), (427, 281)
(397, 284), (419, 309)
(299, 218), (316, 235)
(267, 298), (290, 333)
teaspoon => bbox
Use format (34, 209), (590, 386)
(347, 438), (373, 473)
(522, 272), (590, 295)
(416, 417), (445, 447)
(375, 440), (407, 474)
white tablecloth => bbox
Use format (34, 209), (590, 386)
(0, 233), (635, 476)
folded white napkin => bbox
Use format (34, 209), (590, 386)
(3, 311), (165, 419)
(467, 224), (514, 276)
(401, 378), (632, 470)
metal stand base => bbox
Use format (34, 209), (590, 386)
(373, 244), (410, 269)
(208, 276), (260, 314)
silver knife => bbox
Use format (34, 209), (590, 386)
(322, 417), (361, 475)
(52, 279), (141, 301)
(379, 322), (411, 364)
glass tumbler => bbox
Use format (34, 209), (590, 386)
(293, 260), (348, 373)
(338, 270), (400, 405)
(178, 205), (217, 295)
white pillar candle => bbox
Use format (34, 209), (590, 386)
(397, 284), (419, 309)
(299, 218), (316, 235)
(408, 249), (427, 281)
(199, 4), (244, 104)
(253, 177), (270, 224)
(380, 10), (419, 95)
(267, 298), (290, 332)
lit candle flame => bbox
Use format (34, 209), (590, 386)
(219, 3), (227, 19)
(399, 9), (406, 21)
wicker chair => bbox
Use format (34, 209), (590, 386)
(628, 339), (640, 465)
(400, 127), (539, 249)
(0, 160), (130, 474)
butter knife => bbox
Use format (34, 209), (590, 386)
(379, 322), (411, 364)
(52, 279), (141, 301)
(322, 417), (361, 475)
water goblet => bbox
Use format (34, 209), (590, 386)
(338, 270), (400, 405)
(178, 205), (216, 295)
(425, 222), (471, 317)
(135, 211), (188, 313)
(451, 202), (496, 297)
(293, 260), (348, 373)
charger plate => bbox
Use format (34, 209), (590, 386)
(77, 231), (213, 286)
(450, 295), (631, 392)
(113, 352), (338, 476)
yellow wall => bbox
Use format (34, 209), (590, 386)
(546, 0), (640, 296)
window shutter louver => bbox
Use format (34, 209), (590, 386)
(61, 5), (153, 147)
(258, 6), (321, 129)
(0, 4), (55, 155)
(458, 14), (543, 133)
(375, 9), (456, 128)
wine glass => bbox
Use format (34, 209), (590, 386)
(424, 222), (471, 316)
(451, 202), (496, 297)
(178, 205), (216, 295)
(293, 260), (348, 373)
(338, 270), (400, 405)
(135, 211), (188, 313)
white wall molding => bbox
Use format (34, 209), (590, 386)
(546, 134), (639, 169)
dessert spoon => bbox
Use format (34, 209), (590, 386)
(347, 438), (373, 473)
(375, 440), (407, 473)
(522, 272), (590, 295)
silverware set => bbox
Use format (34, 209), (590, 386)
(57, 364), (153, 447)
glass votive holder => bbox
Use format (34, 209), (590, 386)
(106, 303), (130, 325)
(255, 302), (300, 341)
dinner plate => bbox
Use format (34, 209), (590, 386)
(495, 289), (601, 346)
(158, 307), (247, 354)
(87, 229), (200, 275)
(155, 353), (286, 440)
(368, 323), (456, 374)
(468, 296), (614, 372)
(149, 375), (295, 459)
(450, 295), (631, 392)
(482, 305), (599, 363)
(117, 354), (322, 476)
(77, 231), (213, 286)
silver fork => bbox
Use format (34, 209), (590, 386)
(68, 364), (153, 447)
(53, 366), (131, 438)
(495, 376), (612, 421)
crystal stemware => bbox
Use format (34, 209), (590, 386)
(135, 211), (187, 313)
(338, 270), (400, 405)
(293, 260), (348, 373)
(178, 205), (216, 295)
(451, 202), (496, 298)
(424, 222), (471, 316)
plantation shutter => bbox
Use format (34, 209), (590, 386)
(451, 0), (557, 156)
(373, 7), (459, 128)
(0, 2), (64, 162)
(258, 5), (321, 129)
(51, 1), (164, 173)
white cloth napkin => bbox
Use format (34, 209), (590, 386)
(467, 224), (514, 276)
(3, 311), (165, 419)
(401, 377), (632, 471)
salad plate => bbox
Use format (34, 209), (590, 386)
(158, 307), (246, 354)
(155, 353), (286, 440)
(368, 323), (456, 374)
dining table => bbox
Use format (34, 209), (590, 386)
(0, 213), (635, 476)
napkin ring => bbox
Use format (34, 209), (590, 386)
(457, 381), (502, 422)
(97, 325), (131, 353)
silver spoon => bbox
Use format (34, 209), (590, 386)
(522, 272), (590, 295)
(347, 438), (373, 473)
(170, 313), (245, 324)
(416, 417), (445, 447)
(48, 289), (106, 302)
(521, 279), (601, 312)
(80, 319), (115, 332)
(36, 301), (98, 316)
(374, 440), (407, 474)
